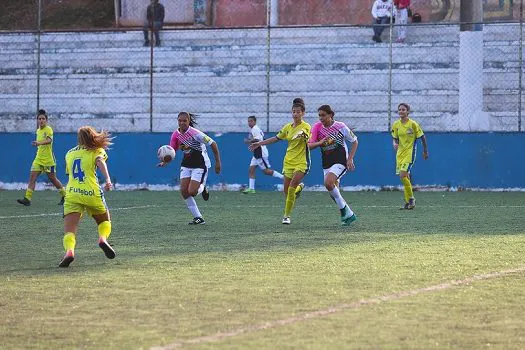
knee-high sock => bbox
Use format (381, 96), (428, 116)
(272, 171), (284, 179)
(25, 188), (33, 200)
(249, 178), (255, 190)
(185, 196), (202, 218)
(284, 186), (297, 217)
(63, 232), (76, 253)
(329, 187), (347, 210)
(98, 221), (112, 240)
(401, 176), (414, 203)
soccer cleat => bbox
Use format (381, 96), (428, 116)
(340, 205), (353, 223)
(17, 198), (31, 206)
(202, 186), (210, 201)
(295, 183), (305, 198)
(58, 251), (75, 268)
(342, 213), (357, 226)
(58, 196), (65, 205)
(282, 217), (291, 225)
(400, 203), (410, 210)
(242, 188), (256, 194)
(189, 217), (206, 225)
(407, 198), (416, 210)
(98, 238), (116, 259)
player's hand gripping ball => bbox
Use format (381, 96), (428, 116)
(157, 145), (176, 162)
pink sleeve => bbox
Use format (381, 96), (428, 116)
(309, 122), (320, 143)
(169, 131), (180, 151)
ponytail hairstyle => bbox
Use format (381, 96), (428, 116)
(292, 97), (305, 112)
(398, 103), (411, 113)
(178, 111), (198, 127)
(77, 126), (113, 150)
(318, 104), (335, 119)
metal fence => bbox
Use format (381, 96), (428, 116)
(0, 20), (523, 133)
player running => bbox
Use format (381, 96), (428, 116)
(309, 105), (358, 225)
(243, 115), (284, 193)
(249, 98), (311, 224)
(391, 103), (429, 209)
(59, 126), (115, 267)
(158, 112), (222, 225)
(17, 109), (66, 206)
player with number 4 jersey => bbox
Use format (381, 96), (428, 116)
(59, 126), (116, 268)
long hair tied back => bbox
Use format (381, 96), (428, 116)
(318, 104), (335, 117)
(178, 111), (198, 127)
(77, 126), (113, 150)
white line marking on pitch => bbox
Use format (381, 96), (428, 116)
(0, 205), (159, 219)
(151, 266), (525, 350)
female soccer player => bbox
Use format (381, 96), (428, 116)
(242, 115), (284, 193)
(59, 126), (115, 268)
(158, 112), (222, 225)
(391, 103), (429, 209)
(309, 105), (358, 225)
(17, 109), (66, 206)
(249, 98), (311, 224)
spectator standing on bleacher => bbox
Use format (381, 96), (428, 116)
(143, 0), (165, 47)
(371, 0), (396, 43)
(394, 0), (410, 42)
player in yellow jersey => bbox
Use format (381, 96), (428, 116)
(250, 98), (311, 224)
(391, 103), (429, 209)
(17, 109), (66, 206)
(59, 126), (115, 267)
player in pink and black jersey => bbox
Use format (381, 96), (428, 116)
(158, 112), (222, 225)
(309, 105), (358, 226)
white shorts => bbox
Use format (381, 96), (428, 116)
(180, 166), (208, 185)
(323, 163), (347, 179)
(250, 156), (271, 170)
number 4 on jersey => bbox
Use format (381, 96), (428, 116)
(72, 158), (85, 182)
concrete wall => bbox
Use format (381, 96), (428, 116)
(0, 24), (523, 133)
(1, 132), (524, 189)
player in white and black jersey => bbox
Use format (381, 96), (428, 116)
(309, 105), (358, 226)
(243, 116), (284, 193)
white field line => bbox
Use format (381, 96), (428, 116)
(151, 266), (525, 350)
(0, 205), (159, 219)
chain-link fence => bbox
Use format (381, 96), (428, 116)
(0, 10), (523, 133)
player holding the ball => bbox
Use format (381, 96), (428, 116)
(308, 105), (358, 225)
(158, 112), (222, 225)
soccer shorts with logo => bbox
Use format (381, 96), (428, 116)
(396, 157), (414, 175)
(63, 194), (108, 217)
(282, 165), (309, 178)
(323, 163), (347, 180)
(31, 159), (56, 173)
(250, 156), (271, 170)
(180, 166), (208, 185)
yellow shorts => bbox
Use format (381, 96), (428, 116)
(283, 165), (309, 179)
(396, 160), (414, 175)
(31, 160), (56, 173)
(63, 196), (108, 217)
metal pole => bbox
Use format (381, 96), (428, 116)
(149, 34), (154, 132)
(36, 0), (42, 112)
(387, 5), (394, 131)
(265, 0), (272, 133)
(519, 0), (523, 131)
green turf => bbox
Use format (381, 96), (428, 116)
(0, 190), (524, 349)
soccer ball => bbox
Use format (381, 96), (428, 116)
(157, 145), (176, 162)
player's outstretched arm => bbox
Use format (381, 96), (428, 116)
(249, 136), (279, 151)
(211, 142), (222, 174)
(96, 157), (113, 191)
(421, 135), (429, 160)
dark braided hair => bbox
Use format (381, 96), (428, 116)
(178, 111), (198, 127)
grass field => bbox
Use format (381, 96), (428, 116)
(1, 190), (524, 349)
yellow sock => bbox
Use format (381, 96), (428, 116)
(59, 187), (66, 197)
(284, 186), (297, 217)
(401, 177), (414, 203)
(25, 188), (33, 200)
(98, 221), (112, 240)
(63, 232), (76, 253)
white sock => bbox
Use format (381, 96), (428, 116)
(272, 171), (284, 179)
(185, 197), (202, 218)
(249, 178), (255, 190)
(197, 184), (204, 195)
(329, 187), (348, 210)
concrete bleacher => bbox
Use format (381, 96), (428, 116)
(0, 23), (522, 132)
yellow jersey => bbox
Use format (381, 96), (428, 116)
(65, 146), (108, 203)
(276, 120), (311, 170)
(34, 125), (56, 166)
(391, 118), (424, 163)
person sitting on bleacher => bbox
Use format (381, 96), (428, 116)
(371, 0), (396, 43)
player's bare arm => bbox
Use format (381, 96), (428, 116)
(421, 135), (429, 160)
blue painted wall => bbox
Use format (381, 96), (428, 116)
(1, 132), (524, 188)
